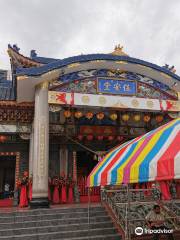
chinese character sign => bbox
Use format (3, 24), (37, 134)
(97, 78), (136, 95)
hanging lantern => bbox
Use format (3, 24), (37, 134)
(97, 135), (104, 141)
(74, 111), (83, 119)
(117, 136), (124, 142)
(144, 115), (151, 122)
(108, 136), (114, 141)
(64, 110), (71, 118)
(122, 114), (130, 121)
(77, 135), (83, 141)
(156, 115), (163, 123)
(96, 112), (105, 120)
(86, 112), (93, 119)
(0, 135), (7, 142)
(134, 114), (141, 122)
(87, 135), (93, 141)
(110, 113), (118, 121)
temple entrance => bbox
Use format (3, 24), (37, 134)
(77, 151), (100, 202)
(0, 156), (16, 199)
(77, 151), (97, 178)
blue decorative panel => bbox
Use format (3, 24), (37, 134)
(97, 78), (136, 95)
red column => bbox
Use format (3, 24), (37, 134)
(73, 151), (77, 182)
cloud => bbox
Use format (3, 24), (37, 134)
(0, 0), (180, 74)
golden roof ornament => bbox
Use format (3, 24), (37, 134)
(111, 44), (128, 56)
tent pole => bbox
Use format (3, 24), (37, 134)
(88, 187), (90, 240)
(125, 184), (131, 240)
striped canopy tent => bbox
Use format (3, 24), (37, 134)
(87, 118), (180, 187)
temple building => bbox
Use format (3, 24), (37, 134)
(0, 44), (179, 207)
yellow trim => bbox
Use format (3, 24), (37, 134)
(160, 72), (172, 79)
(36, 81), (49, 89)
(17, 75), (28, 81)
(67, 63), (81, 68)
(115, 61), (127, 64)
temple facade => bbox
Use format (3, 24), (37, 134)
(0, 44), (179, 207)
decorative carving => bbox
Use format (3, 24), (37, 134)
(49, 124), (65, 134)
(111, 44), (128, 56)
(39, 124), (46, 177)
(146, 100), (154, 108)
(49, 105), (62, 112)
(36, 81), (49, 89)
(81, 95), (90, 104)
(19, 133), (30, 140)
(0, 108), (33, 123)
(17, 124), (32, 133)
(50, 69), (177, 100)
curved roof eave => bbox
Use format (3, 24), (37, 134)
(16, 53), (180, 81)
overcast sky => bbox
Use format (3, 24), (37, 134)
(0, 0), (180, 74)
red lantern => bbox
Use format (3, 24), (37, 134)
(74, 111), (83, 119)
(97, 135), (104, 141)
(96, 112), (105, 120)
(117, 136), (124, 141)
(108, 136), (114, 141)
(144, 115), (151, 122)
(156, 115), (163, 123)
(77, 135), (83, 141)
(86, 112), (93, 119)
(64, 110), (71, 118)
(87, 135), (93, 141)
(0, 135), (7, 142)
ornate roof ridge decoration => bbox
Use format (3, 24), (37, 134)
(7, 44), (43, 68)
(0, 100), (34, 107)
(111, 44), (128, 56)
(16, 53), (180, 82)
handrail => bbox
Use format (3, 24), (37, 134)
(101, 187), (180, 239)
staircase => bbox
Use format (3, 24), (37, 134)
(0, 204), (121, 240)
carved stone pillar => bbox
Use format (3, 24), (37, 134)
(30, 82), (49, 208)
(29, 123), (34, 177)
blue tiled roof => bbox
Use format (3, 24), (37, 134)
(16, 54), (180, 81)
(0, 86), (15, 100)
(31, 56), (59, 64)
(0, 70), (15, 101)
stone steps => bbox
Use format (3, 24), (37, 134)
(0, 227), (118, 239)
(0, 221), (113, 236)
(59, 234), (120, 240)
(0, 210), (106, 223)
(0, 215), (111, 229)
(0, 206), (102, 217)
(0, 205), (121, 240)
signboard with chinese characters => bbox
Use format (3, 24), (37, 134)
(97, 78), (136, 95)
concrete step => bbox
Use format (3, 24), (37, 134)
(0, 206), (103, 217)
(0, 215), (111, 230)
(0, 221), (113, 236)
(0, 210), (106, 223)
(59, 234), (121, 240)
(0, 227), (117, 239)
